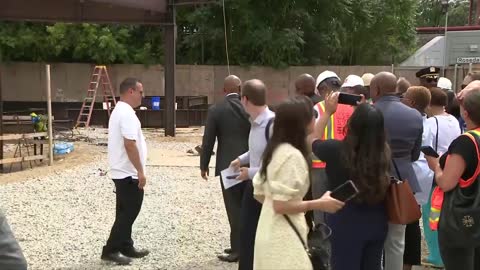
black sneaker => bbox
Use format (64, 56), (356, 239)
(217, 253), (239, 263)
(121, 247), (150, 259)
(101, 251), (132, 265)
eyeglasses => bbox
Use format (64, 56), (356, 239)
(426, 78), (438, 83)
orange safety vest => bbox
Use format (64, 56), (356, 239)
(429, 129), (480, 230)
(312, 101), (354, 169)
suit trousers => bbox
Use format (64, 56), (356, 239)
(0, 210), (27, 270)
(384, 223), (406, 270)
(311, 168), (327, 224)
(220, 177), (246, 254)
(238, 181), (262, 270)
(104, 177), (144, 253)
(403, 219), (421, 265)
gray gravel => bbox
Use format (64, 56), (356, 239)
(0, 142), (236, 270)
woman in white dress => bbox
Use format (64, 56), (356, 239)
(253, 96), (344, 270)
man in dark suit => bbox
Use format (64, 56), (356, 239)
(370, 72), (423, 270)
(0, 210), (27, 270)
(200, 75), (250, 263)
(295, 74), (322, 104)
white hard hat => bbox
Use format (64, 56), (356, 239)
(316, 71), (340, 87)
(361, 73), (375, 86)
(437, 77), (452, 90)
(342, 75), (365, 88)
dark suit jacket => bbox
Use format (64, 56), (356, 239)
(0, 210), (27, 270)
(375, 95), (423, 193)
(200, 93), (250, 176)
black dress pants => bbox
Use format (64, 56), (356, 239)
(221, 177), (246, 254)
(104, 177), (144, 253)
(238, 181), (262, 270)
(403, 218), (421, 265)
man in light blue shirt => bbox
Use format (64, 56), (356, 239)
(230, 79), (274, 270)
(235, 107), (274, 180)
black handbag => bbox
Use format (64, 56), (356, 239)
(438, 130), (480, 247)
(284, 215), (332, 270)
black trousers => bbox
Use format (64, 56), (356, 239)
(403, 219), (421, 265)
(104, 177), (144, 253)
(439, 244), (480, 270)
(238, 181), (262, 270)
(220, 177), (246, 254)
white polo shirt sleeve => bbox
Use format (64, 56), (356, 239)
(120, 112), (140, 141)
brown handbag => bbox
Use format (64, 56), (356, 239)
(386, 159), (422, 224)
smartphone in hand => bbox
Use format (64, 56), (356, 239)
(421, 146), (439, 158)
(338, 93), (362, 106)
(331, 180), (359, 202)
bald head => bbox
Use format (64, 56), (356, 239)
(370, 72), (398, 102)
(458, 80), (480, 102)
(396, 77), (411, 95)
(242, 79), (267, 106)
(463, 83), (480, 126)
(295, 74), (316, 97)
(224, 75), (241, 94)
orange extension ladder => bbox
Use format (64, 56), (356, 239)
(75, 65), (116, 128)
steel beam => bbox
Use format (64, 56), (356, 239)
(0, 0), (170, 25)
(0, 64), (3, 172)
(164, 3), (176, 136)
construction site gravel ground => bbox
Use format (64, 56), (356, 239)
(0, 127), (433, 270)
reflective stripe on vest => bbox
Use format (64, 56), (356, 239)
(312, 159), (326, 169)
(429, 186), (444, 231)
(317, 102), (334, 140)
(429, 207), (441, 231)
(312, 102), (331, 169)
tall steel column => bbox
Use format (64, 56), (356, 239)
(164, 2), (176, 137)
(0, 64), (3, 172)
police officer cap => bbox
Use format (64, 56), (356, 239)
(416, 66), (440, 79)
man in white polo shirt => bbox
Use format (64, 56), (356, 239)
(101, 78), (149, 265)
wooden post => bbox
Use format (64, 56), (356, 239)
(46, 65), (54, 166)
(470, 0), (474, 25)
(454, 64), (459, 93)
(477, 0), (480, 25)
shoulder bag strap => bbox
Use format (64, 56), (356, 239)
(391, 159), (403, 180)
(264, 117), (274, 141)
(283, 214), (308, 250)
(434, 116), (439, 152)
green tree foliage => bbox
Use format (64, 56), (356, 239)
(0, 0), (451, 67)
(416, 0), (470, 27)
(0, 22), (164, 64)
